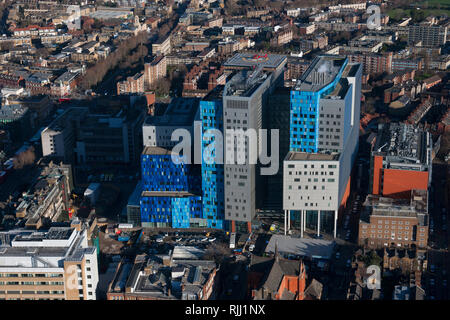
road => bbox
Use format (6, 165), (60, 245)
(425, 162), (449, 300)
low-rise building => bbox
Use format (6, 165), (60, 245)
(107, 249), (217, 300)
(358, 190), (429, 249)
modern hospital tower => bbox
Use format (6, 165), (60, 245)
(283, 55), (362, 238)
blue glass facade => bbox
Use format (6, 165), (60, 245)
(140, 195), (202, 228)
(289, 58), (348, 152)
(140, 150), (202, 228)
(200, 98), (225, 229)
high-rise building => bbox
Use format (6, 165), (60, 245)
(284, 55), (362, 238)
(223, 70), (273, 233)
(222, 53), (286, 232)
(200, 86), (225, 229)
(0, 225), (98, 300)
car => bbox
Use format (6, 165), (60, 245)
(249, 244), (255, 251)
(175, 238), (182, 242)
(156, 237), (163, 243)
(208, 237), (216, 243)
(201, 237), (208, 242)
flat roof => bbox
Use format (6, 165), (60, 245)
(285, 151), (340, 161)
(144, 97), (199, 127)
(224, 52), (287, 70)
(141, 191), (197, 198)
(294, 55), (347, 92)
(265, 235), (335, 260)
(142, 146), (172, 156)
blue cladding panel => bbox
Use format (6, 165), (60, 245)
(200, 99), (225, 230)
(289, 57), (348, 152)
(140, 151), (203, 228)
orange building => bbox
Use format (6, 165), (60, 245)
(370, 123), (432, 199)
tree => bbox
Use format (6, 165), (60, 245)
(150, 78), (171, 97)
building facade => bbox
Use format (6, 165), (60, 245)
(284, 55), (362, 238)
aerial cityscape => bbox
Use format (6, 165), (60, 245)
(0, 0), (449, 305)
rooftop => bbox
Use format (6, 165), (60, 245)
(373, 123), (430, 167)
(144, 97), (199, 127)
(142, 146), (172, 156)
(360, 190), (428, 225)
(265, 235), (336, 260)
(294, 55), (347, 92)
(224, 52), (287, 70)
(224, 68), (271, 98)
(285, 151), (340, 161)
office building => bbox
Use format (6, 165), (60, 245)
(42, 96), (146, 166)
(41, 108), (88, 163)
(0, 225), (98, 300)
(370, 123), (432, 199)
(284, 55), (362, 238)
